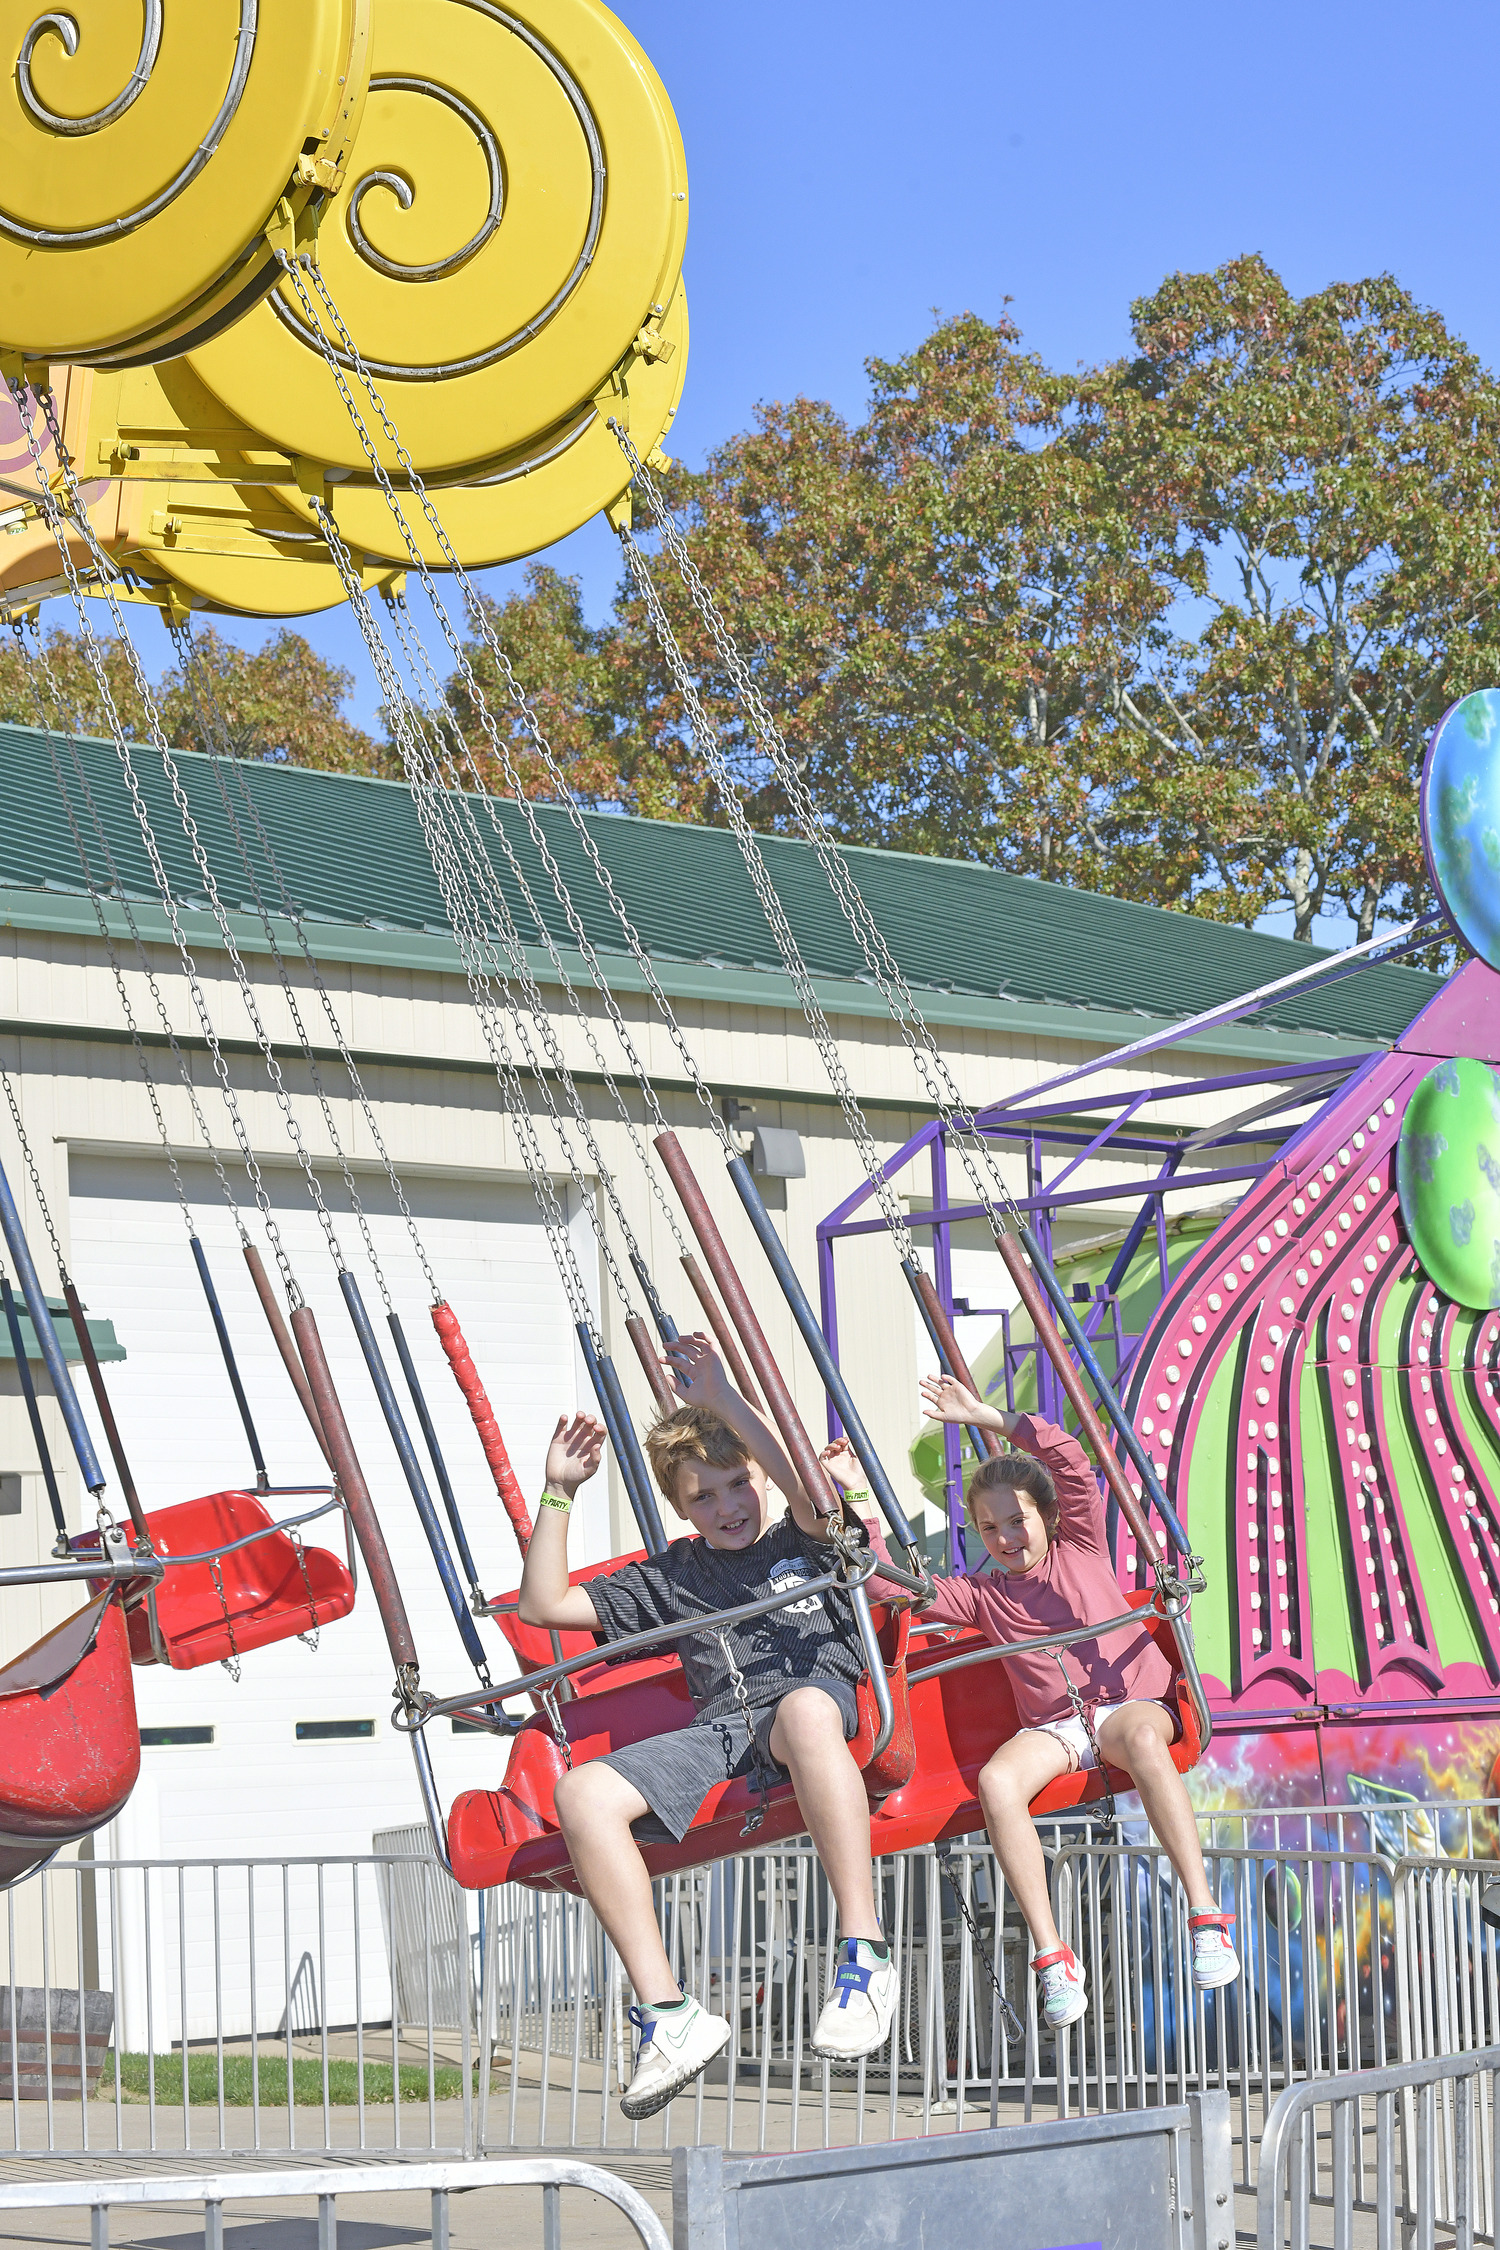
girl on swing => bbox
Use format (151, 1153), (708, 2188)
(897, 1376), (1239, 2029)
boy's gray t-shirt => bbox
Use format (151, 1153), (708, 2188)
(586, 1516), (866, 1722)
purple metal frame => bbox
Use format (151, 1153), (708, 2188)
(817, 1052), (1372, 1572)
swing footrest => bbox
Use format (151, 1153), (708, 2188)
(122, 1490), (356, 1671)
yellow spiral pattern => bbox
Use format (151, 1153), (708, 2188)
(0, 0), (372, 364)
(184, 0), (688, 481)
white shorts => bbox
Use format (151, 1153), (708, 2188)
(1021, 1702), (1123, 1774)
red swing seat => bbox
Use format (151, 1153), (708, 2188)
(0, 1592), (140, 1889)
(116, 1490), (356, 1670)
(448, 1605), (915, 1893)
(866, 1590), (1202, 1857)
(452, 1588), (1198, 1893)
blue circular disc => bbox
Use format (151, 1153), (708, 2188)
(1422, 689), (1500, 967)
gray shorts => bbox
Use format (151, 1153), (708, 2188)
(598, 1678), (861, 1842)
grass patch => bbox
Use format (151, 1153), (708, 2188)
(97, 2051), (467, 2106)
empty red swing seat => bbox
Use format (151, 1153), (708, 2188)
(122, 1489), (356, 1671)
(0, 1592), (140, 1889)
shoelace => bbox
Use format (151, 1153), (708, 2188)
(626, 2004), (657, 2050)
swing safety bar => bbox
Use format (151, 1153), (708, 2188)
(130, 1489), (350, 1573)
(400, 1543), (903, 1734)
(912, 1590), (1214, 1755)
(0, 1551), (164, 1590)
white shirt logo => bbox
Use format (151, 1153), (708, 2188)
(767, 1558), (825, 1618)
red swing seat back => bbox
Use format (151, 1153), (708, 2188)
(489, 1549), (680, 1698)
(0, 1593), (140, 1888)
(449, 1606), (914, 1893)
(124, 1490), (356, 1670)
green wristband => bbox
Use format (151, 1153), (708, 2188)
(841, 1486), (871, 1504)
(538, 1489), (573, 1513)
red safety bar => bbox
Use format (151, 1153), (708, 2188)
(431, 1303), (533, 1553)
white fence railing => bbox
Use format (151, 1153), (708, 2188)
(7, 1800), (1500, 2165)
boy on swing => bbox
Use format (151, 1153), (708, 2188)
(519, 1331), (898, 2120)
(906, 1374), (1239, 2028)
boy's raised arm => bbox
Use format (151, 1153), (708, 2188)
(517, 1412), (611, 1630)
(663, 1332), (839, 1541)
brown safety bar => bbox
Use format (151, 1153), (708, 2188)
(625, 1313), (677, 1414)
(244, 1245), (334, 1470)
(62, 1280), (150, 1542)
(993, 1231), (1163, 1567)
(655, 1131), (839, 1516)
(290, 1303), (419, 1674)
(910, 1269), (1002, 1459)
(679, 1252), (764, 1409)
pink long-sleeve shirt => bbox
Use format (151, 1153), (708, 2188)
(922, 1414), (1172, 1728)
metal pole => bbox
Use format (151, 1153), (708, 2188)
(726, 1153), (919, 1552)
(339, 1270), (489, 1674)
(387, 1310), (483, 1596)
(62, 1280), (149, 1541)
(0, 1151), (103, 1491)
(577, 1322), (666, 1554)
(191, 1237), (272, 1492)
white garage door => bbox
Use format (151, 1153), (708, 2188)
(67, 1150), (598, 1869)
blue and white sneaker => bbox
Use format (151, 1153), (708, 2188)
(620, 1995), (730, 2119)
(812, 1937), (898, 2059)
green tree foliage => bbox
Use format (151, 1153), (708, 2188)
(454, 256), (1500, 936)
(0, 618), (380, 775)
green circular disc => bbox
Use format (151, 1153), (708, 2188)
(1396, 1056), (1500, 1307)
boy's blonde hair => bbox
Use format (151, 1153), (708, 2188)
(966, 1452), (1060, 1538)
(645, 1404), (751, 1506)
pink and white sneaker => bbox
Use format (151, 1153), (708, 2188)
(1034, 1945), (1088, 2029)
(1189, 1911), (1241, 1991)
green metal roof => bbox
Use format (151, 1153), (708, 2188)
(0, 721), (1442, 1051)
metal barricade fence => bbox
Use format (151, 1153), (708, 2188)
(0, 2157), (671, 2250)
(7, 1802), (1500, 2166)
(1256, 2044), (1500, 2250)
(2, 1852), (473, 2158)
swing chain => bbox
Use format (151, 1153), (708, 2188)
(935, 1842), (1026, 2046)
(714, 1628), (773, 1836)
(0, 1057), (68, 1282)
(1055, 1651), (1117, 1832)
(211, 1555), (242, 1684)
(539, 1686), (573, 1770)
(290, 1524), (320, 1652)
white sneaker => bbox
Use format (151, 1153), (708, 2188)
(812, 1937), (898, 2059)
(1190, 1912), (1241, 1992)
(1034, 1945), (1088, 2029)
(620, 1996), (731, 2120)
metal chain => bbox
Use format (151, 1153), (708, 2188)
(304, 496), (602, 1339)
(713, 1628), (772, 1836)
(384, 587), (691, 1284)
(209, 1554), (242, 1684)
(1055, 1651), (1118, 1832)
(18, 615), (233, 1236)
(164, 616), (395, 1310)
(276, 255), (733, 1156)
(380, 588), (680, 1311)
(373, 579), (640, 1322)
(539, 1685), (573, 1770)
(168, 616), (445, 1304)
(616, 526), (916, 1259)
(0, 1054), (67, 1282)
(6, 376), (307, 1301)
(290, 1524), (321, 1651)
(934, 1843), (1027, 2043)
(615, 427), (1025, 1240)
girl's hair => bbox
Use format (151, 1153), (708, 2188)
(966, 1452), (1060, 1539)
(645, 1404), (751, 1505)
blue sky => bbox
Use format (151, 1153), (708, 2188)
(106, 0), (1500, 940)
